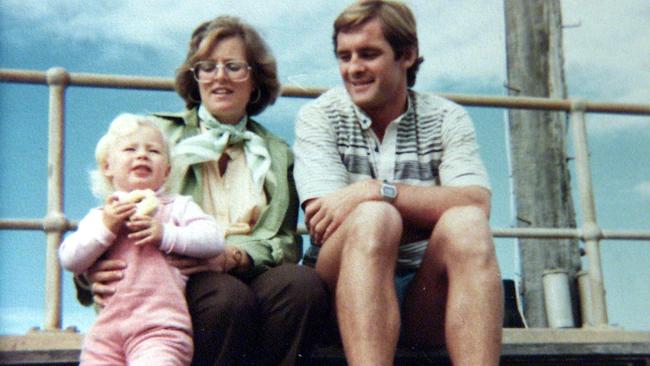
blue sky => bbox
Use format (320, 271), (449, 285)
(1, 0), (649, 335)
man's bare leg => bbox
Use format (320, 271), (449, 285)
(403, 206), (503, 366)
(316, 202), (403, 366)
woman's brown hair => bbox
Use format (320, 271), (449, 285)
(175, 16), (280, 116)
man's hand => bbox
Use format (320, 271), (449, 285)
(305, 180), (379, 245)
(86, 259), (127, 308)
(166, 245), (251, 276)
(126, 215), (164, 246)
(102, 196), (135, 235)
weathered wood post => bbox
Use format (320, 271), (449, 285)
(504, 0), (582, 327)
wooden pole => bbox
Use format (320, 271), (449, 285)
(504, 0), (582, 327)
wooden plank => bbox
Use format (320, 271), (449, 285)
(2, 329), (649, 365)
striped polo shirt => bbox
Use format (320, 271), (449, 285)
(294, 87), (490, 268)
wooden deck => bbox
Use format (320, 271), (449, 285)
(2, 328), (649, 365)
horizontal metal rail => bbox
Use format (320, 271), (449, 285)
(4, 218), (650, 241)
(3, 68), (650, 114)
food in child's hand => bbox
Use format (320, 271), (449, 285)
(225, 223), (251, 236)
(116, 189), (159, 217)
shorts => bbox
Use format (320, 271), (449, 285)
(394, 267), (417, 307)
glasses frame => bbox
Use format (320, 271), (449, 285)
(190, 60), (253, 83)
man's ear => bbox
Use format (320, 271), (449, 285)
(400, 47), (418, 69)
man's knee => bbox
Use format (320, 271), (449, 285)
(344, 201), (402, 254)
(433, 205), (495, 262)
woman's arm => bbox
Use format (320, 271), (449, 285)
(228, 174), (301, 277)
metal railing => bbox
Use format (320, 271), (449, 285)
(2, 67), (650, 332)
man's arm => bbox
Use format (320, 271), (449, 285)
(294, 92), (353, 243)
(305, 180), (490, 245)
(304, 180), (379, 244)
(392, 183), (491, 228)
(389, 99), (492, 232)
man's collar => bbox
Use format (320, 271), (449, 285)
(351, 91), (414, 131)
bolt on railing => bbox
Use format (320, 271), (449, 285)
(2, 67), (650, 332)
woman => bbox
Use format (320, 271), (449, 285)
(79, 16), (329, 366)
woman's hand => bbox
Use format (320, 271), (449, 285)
(224, 245), (252, 272)
(167, 253), (228, 276)
(86, 259), (127, 308)
(167, 245), (252, 276)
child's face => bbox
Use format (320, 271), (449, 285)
(102, 125), (170, 192)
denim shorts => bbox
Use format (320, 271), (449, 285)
(395, 267), (417, 307)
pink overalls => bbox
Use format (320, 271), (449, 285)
(60, 195), (222, 366)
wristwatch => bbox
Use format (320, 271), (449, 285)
(380, 180), (398, 203)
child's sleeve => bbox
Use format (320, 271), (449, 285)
(58, 208), (116, 274)
(160, 196), (224, 258)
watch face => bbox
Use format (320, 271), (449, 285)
(381, 183), (397, 200)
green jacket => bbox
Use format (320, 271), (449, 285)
(75, 108), (301, 306)
(153, 108), (302, 277)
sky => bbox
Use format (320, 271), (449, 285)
(1, 0), (649, 335)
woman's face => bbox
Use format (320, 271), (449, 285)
(197, 36), (255, 125)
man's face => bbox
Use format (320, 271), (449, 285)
(336, 18), (414, 118)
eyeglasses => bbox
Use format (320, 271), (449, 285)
(190, 60), (252, 83)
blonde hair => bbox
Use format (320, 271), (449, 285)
(90, 113), (170, 200)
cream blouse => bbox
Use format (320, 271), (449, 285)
(200, 143), (268, 237)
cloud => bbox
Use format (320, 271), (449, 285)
(587, 115), (650, 136)
(410, 1), (506, 90)
(562, 0), (650, 136)
(2, 0), (505, 85)
(634, 181), (650, 200)
(561, 0), (650, 137)
(2, 0), (647, 130)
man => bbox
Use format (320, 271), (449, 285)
(293, 1), (503, 365)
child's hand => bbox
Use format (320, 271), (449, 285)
(126, 215), (164, 246)
(102, 195), (136, 235)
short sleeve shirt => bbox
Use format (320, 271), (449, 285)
(294, 87), (490, 268)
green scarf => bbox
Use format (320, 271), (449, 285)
(172, 105), (271, 191)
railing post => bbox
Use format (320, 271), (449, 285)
(570, 99), (608, 326)
(43, 67), (68, 331)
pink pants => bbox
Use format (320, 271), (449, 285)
(80, 326), (192, 366)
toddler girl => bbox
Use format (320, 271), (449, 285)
(59, 113), (224, 365)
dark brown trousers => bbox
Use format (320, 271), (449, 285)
(186, 264), (330, 366)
